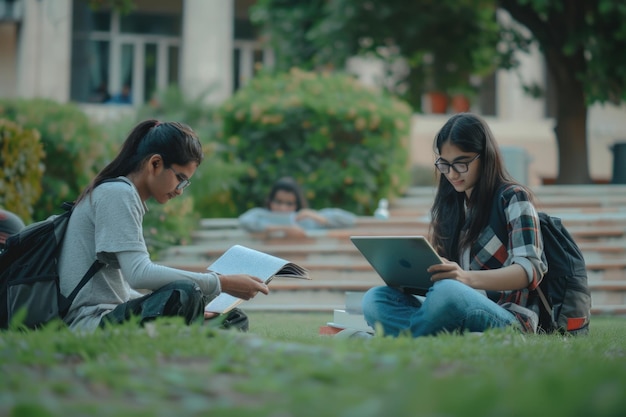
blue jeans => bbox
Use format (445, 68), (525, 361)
(361, 279), (519, 337)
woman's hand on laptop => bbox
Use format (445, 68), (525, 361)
(427, 258), (470, 284)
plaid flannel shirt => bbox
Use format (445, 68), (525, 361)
(470, 185), (547, 307)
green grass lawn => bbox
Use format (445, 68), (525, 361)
(2, 312), (625, 417)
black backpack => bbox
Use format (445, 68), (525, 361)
(492, 186), (592, 335)
(0, 202), (104, 330)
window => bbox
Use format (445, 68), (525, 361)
(70, 2), (181, 105)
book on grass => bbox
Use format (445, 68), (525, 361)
(204, 244), (310, 314)
(344, 291), (366, 314)
(327, 309), (374, 334)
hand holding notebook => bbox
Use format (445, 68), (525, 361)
(205, 245), (310, 313)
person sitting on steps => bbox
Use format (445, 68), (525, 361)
(238, 176), (356, 238)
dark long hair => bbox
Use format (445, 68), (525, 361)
(264, 177), (308, 211)
(429, 113), (524, 261)
(76, 119), (203, 203)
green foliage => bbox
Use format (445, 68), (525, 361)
(0, 99), (114, 221)
(143, 197), (198, 258)
(218, 69), (412, 215)
(496, 0), (626, 182)
(0, 119), (45, 222)
(251, 0), (501, 110)
(254, 0), (626, 107)
(250, 0), (327, 71)
(251, 0), (626, 183)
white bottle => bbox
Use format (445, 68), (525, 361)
(374, 198), (389, 220)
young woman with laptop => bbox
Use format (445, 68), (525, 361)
(359, 113), (547, 338)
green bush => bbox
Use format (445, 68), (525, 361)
(0, 99), (114, 221)
(0, 119), (45, 222)
(143, 197), (198, 259)
(217, 69), (412, 215)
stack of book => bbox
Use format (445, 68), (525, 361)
(319, 291), (374, 335)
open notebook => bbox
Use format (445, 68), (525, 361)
(350, 235), (443, 296)
(204, 244), (310, 314)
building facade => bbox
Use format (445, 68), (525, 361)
(0, 0), (272, 106)
(1, 0), (625, 184)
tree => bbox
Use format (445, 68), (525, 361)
(498, 0), (626, 184)
(252, 0), (503, 109)
(251, 0), (626, 184)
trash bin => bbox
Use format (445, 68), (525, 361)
(610, 142), (626, 184)
(501, 146), (531, 185)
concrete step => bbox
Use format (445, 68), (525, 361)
(187, 225), (626, 249)
(163, 258), (626, 279)
(392, 186), (626, 219)
(159, 185), (626, 316)
(163, 239), (626, 264)
(163, 257), (626, 312)
(199, 212), (626, 231)
(590, 281), (626, 307)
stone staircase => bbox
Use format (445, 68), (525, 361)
(159, 185), (626, 317)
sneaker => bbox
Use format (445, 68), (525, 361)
(335, 328), (374, 339)
(501, 302), (539, 334)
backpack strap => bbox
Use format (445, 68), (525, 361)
(488, 184), (514, 300)
(535, 281), (552, 318)
(58, 260), (105, 318)
(490, 185), (557, 329)
(57, 178), (130, 318)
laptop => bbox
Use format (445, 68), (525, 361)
(350, 235), (443, 296)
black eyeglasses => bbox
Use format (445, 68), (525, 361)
(434, 154), (480, 174)
(271, 198), (297, 208)
(168, 167), (191, 190)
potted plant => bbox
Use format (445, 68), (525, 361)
(421, 52), (480, 114)
(449, 85), (476, 113)
(427, 91), (449, 114)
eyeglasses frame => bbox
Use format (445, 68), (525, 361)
(434, 154), (481, 174)
(168, 166), (191, 190)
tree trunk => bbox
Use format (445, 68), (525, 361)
(552, 84), (592, 184)
(546, 51), (592, 184)
(500, 0), (593, 184)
